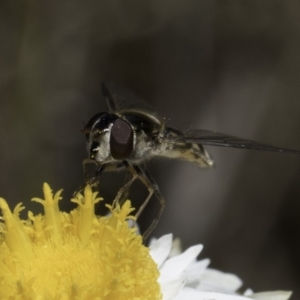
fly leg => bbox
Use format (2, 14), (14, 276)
(74, 161), (124, 197)
(112, 170), (137, 208)
(123, 161), (165, 241)
(73, 162), (107, 197)
(88, 162), (125, 187)
(115, 170), (133, 207)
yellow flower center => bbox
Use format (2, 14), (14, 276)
(0, 183), (161, 300)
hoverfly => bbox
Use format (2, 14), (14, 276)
(81, 82), (299, 239)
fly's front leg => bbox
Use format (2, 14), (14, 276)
(74, 161), (124, 197)
(113, 170), (134, 207)
(82, 159), (97, 182)
(112, 161), (137, 208)
(73, 162), (106, 197)
(123, 161), (165, 241)
(87, 162), (125, 188)
(112, 173), (137, 208)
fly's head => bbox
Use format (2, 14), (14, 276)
(82, 112), (134, 163)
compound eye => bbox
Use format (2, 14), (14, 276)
(110, 118), (133, 160)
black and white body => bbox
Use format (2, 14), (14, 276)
(82, 82), (299, 239)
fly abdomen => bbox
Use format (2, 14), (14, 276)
(156, 127), (214, 168)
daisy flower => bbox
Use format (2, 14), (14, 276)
(149, 234), (293, 300)
(0, 184), (293, 300)
(0, 183), (160, 299)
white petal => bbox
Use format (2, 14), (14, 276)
(168, 238), (182, 258)
(159, 245), (203, 283)
(197, 268), (243, 293)
(186, 258), (211, 284)
(127, 219), (140, 234)
(173, 288), (254, 300)
(249, 291), (293, 300)
(149, 234), (173, 268)
(244, 289), (254, 296)
(148, 236), (157, 247)
(161, 279), (185, 300)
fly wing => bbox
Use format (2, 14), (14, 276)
(102, 82), (157, 114)
(172, 129), (300, 154)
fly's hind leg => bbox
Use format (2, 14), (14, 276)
(123, 161), (165, 241)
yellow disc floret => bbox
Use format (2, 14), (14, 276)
(0, 183), (161, 300)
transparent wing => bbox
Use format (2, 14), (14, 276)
(172, 129), (300, 154)
(102, 82), (157, 114)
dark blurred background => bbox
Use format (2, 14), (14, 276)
(1, 0), (300, 298)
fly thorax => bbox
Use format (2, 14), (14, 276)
(131, 130), (153, 160)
